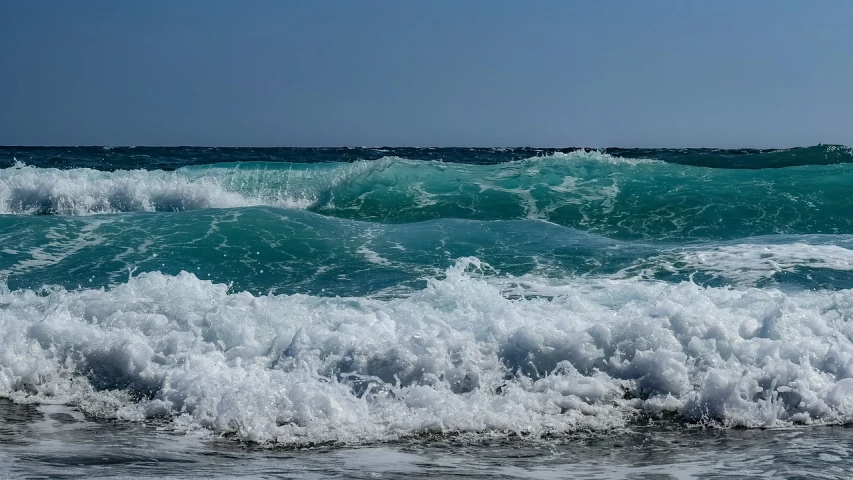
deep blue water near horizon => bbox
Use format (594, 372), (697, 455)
(3, 145), (853, 478)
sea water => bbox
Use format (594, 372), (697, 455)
(2, 146), (853, 478)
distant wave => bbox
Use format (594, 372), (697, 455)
(4, 153), (853, 241)
(605, 144), (853, 169)
(2, 144), (851, 171)
(0, 152), (640, 216)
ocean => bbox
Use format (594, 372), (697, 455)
(2, 145), (853, 478)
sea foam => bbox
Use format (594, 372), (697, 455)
(0, 162), (314, 215)
(620, 241), (853, 285)
(3, 258), (853, 445)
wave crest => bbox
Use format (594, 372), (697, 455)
(0, 162), (312, 215)
(0, 153), (634, 216)
(5, 156), (853, 243)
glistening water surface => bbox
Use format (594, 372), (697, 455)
(3, 400), (852, 479)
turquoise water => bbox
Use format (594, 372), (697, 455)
(3, 145), (853, 477)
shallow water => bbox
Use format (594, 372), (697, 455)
(2, 399), (851, 479)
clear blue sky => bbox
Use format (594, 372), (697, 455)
(2, 1), (852, 147)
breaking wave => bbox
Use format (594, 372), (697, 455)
(3, 152), (853, 241)
(4, 259), (853, 445)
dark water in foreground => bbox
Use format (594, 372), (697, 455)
(2, 399), (851, 479)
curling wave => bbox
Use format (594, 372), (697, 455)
(3, 152), (853, 241)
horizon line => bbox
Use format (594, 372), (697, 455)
(0, 143), (844, 150)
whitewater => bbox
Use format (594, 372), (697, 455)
(3, 145), (853, 478)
